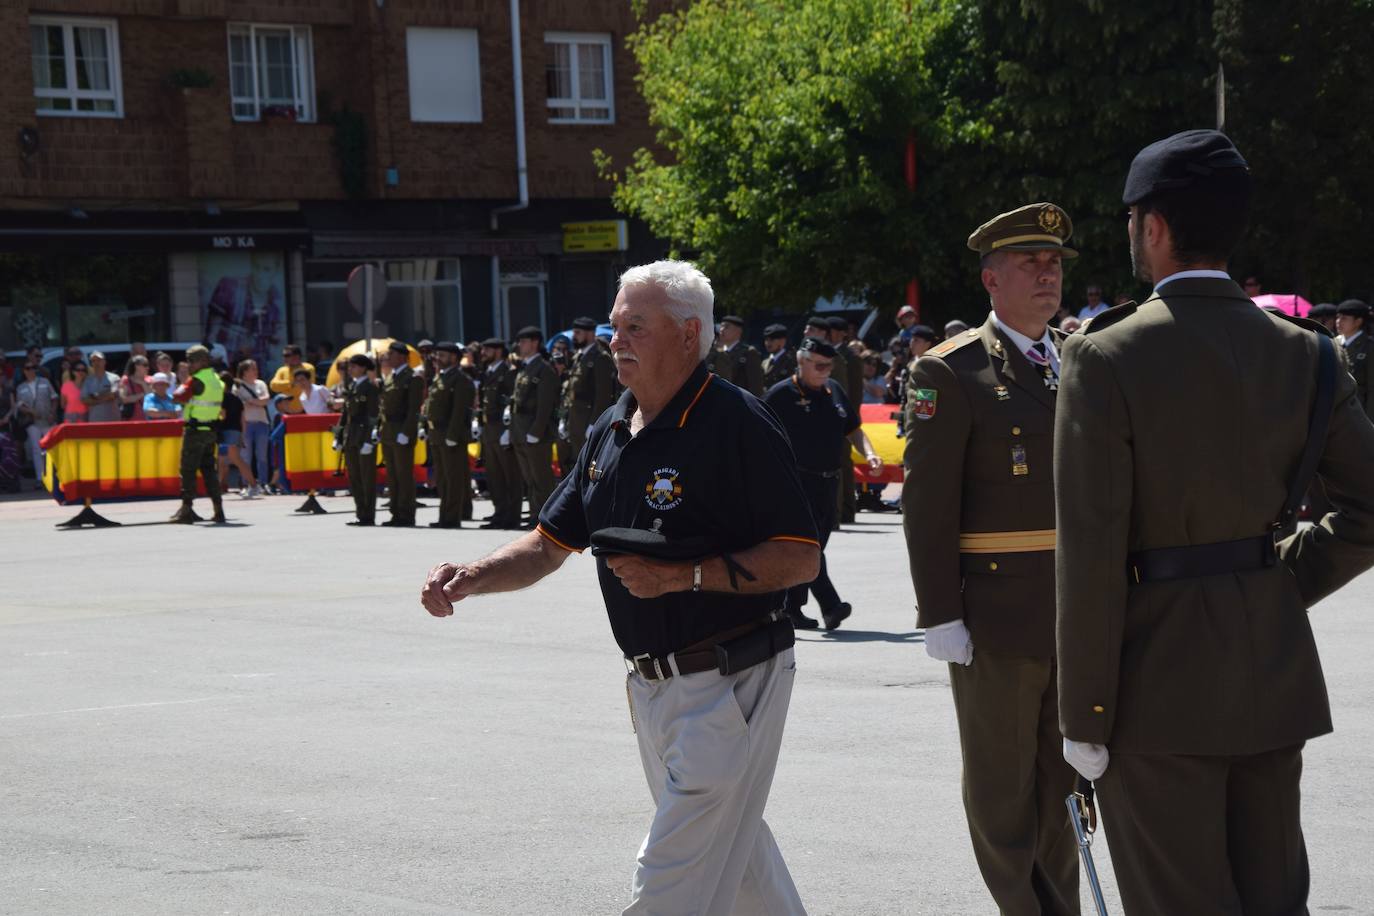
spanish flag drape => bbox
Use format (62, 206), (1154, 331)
(283, 413), (429, 492)
(40, 420), (201, 503)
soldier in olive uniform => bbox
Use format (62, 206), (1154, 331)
(830, 316), (865, 523)
(339, 353), (379, 526)
(1056, 130), (1374, 916)
(425, 342), (475, 529)
(510, 326), (559, 527)
(478, 338), (521, 530)
(761, 324), (796, 389)
(379, 340), (424, 527)
(1336, 299), (1374, 416)
(903, 203), (1080, 916)
(708, 315), (764, 395)
(559, 316), (615, 466)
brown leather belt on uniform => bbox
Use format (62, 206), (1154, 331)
(626, 613), (786, 681)
(1128, 533), (1277, 584)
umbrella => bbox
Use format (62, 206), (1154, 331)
(1251, 294), (1312, 317)
(325, 338), (424, 388)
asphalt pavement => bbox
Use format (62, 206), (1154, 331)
(1, 490), (1371, 914)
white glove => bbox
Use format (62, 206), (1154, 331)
(525, 433), (539, 444)
(396, 432), (409, 446)
(360, 443), (374, 456)
(445, 438), (457, 447)
(418, 427), (427, 441)
(471, 418), (481, 440)
(330, 440), (341, 452)
(499, 430), (510, 447)
(502, 405), (512, 426)
(925, 619), (974, 666)
(558, 418), (568, 439)
(1063, 738), (1109, 781)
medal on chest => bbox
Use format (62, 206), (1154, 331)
(1011, 443), (1029, 476)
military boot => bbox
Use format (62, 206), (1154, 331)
(211, 499), (227, 524)
(169, 502), (201, 524)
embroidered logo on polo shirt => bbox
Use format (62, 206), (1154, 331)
(645, 467), (684, 510)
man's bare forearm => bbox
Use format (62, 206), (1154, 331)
(699, 540), (819, 594)
(462, 531), (571, 595)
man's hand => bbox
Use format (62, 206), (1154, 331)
(925, 618), (974, 666)
(605, 555), (691, 599)
(1063, 738), (1110, 781)
(422, 562), (480, 617)
(866, 454), (884, 477)
(396, 432), (409, 446)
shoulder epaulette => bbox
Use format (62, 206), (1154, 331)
(928, 328), (982, 359)
(1267, 310), (1334, 338)
(1082, 301), (1138, 334)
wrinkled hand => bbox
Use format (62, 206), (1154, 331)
(396, 432), (409, 446)
(925, 619), (974, 666)
(605, 555), (691, 599)
(1063, 738), (1110, 781)
(866, 455), (884, 477)
(422, 562), (479, 617)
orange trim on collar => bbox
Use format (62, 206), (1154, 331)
(676, 373), (715, 428)
(536, 524), (584, 554)
(769, 535), (822, 548)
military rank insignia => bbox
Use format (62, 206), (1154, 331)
(912, 388), (938, 420)
(1011, 443), (1029, 476)
(993, 385), (1010, 401)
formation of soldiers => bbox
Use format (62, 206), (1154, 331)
(326, 322), (619, 530)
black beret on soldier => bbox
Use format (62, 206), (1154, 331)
(798, 336), (838, 359)
(571, 317), (598, 331)
(1122, 129), (1249, 205)
(515, 326), (543, 341)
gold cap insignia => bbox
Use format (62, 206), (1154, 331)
(1037, 205), (1064, 234)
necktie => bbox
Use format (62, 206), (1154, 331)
(1026, 342), (1058, 391)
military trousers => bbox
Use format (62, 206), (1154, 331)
(480, 433), (521, 526)
(344, 444), (377, 523)
(513, 438), (556, 522)
(1098, 743), (1308, 916)
(625, 647), (804, 915)
(382, 440), (416, 523)
(948, 652), (1079, 916)
(179, 427), (221, 502)
(435, 439), (470, 527)
(785, 472), (842, 615)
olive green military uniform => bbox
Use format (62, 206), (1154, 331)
(425, 365), (475, 527)
(479, 359), (520, 527)
(827, 346), (855, 524)
(902, 317), (1078, 916)
(1056, 277), (1374, 915)
(180, 428), (220, 501)
(709, 341), (765, 396)
(1341, 329), (1374, 416)
(511, 354), (559, 524)
(340, 375), (379, 524)
(379, 363), (423, 525)
(561, 341), (615, 465)
(762, 347), (796, 390)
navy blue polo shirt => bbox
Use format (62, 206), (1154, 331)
(537, 363), (819, 658)
(763, 375), (860, 473)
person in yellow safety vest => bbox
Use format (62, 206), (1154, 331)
(170, 345), (226, 523)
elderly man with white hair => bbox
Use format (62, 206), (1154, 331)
(422, 260), (819, 914)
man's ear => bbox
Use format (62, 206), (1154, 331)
(683, 317), (701, 354)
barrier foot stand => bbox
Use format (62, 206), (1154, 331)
(57, 499), (121, 529)
(295, 490), (328, 515)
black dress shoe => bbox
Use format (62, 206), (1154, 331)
(346, 519), (374, 526)
(787, 609), (820, 630)
(428, 521), (461, 529)
(382, 519), (415, 527)
(822, 602), (852, 631)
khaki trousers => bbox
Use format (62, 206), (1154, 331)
(481, 433), (520, 525)
(513, 438), (556, 522)
(948, 652), (1079, 916)
(1098, 743), (1308, 916)
(626, 648), (804, 915)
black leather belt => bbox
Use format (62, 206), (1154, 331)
(1128, 533), (1277, 584)
(626, 614), (788, 681)
(797, 467), (840, 479)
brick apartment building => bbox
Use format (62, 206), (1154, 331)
(0, 0), (670, 373)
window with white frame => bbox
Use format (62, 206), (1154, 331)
(406, 28), (482, 123)
(30, 17), (123, 117)
(227, 24), (315, 122)
(545, 32), (613, 124)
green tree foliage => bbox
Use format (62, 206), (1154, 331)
(605, 0), (1373, 328)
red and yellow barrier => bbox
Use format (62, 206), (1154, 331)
(850, 403), (906, 484)
(39, 420), (210, 503)
(283, 413), (429, 492)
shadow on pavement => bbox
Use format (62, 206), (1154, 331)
(800, 629), (924, 643)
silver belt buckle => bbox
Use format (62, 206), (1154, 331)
(627, 653), (665, 680)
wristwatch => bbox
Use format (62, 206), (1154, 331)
(692, 562), (703, 593)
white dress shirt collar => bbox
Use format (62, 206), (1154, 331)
(989, 311), (1059, 374)
(1153, 268), (1232, 293)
